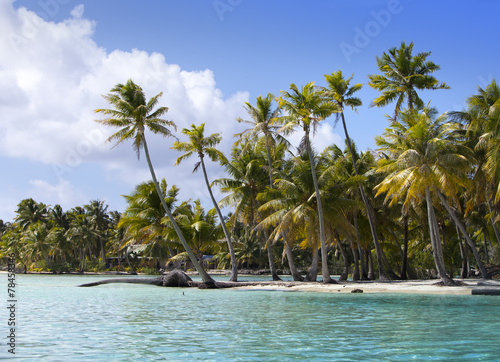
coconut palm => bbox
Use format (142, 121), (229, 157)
(368, 41), (449, 115)
(175, 199), (221, 262)
(84, 200), (111, 262)
(375, 108), (481, 284)
(172, 123), (238, 281)
(322, 70), (389, 280)
(215, 143), (284, 280)
(119, 180), (179, 270)
(277, 82), (337, 283)
(95, 79), (214, 284)
(259, 154), (324, 281)
(15, 198), (49, 231)
(235, 94), (287, 280)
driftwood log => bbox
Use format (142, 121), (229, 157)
(78, 269), (309, 289)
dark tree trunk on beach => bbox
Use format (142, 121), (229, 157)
(354, 214), (368, 280)
(367, 250), (375, 280)
(284, 241), (303, 281)
(401, 214), (409, 280)
(305, 247), (319, 281)
(457, 231), (469, 278)
(436, 191), (489, 279)
(199, 156), (238, 282)
(337, 241), (349, 281)
(349, 236), (360, 281)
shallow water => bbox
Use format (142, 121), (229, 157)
(3, 274), (500, 361)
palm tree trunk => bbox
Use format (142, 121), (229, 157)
(425, 188), (454, 285)
(401, 213), (409, 280)
(456, 225), (469, 278)
(142, 137), (215, 285)
(305, 247), (319, 281)
(200, 156), (238, 282)
(487, 200), (500, 244)
(264, 144), (281, 281)
(353, 214), (369, 280)
(349, 235), (360, 281)
(341, 112), (387, 280)
(305, 130), (334, 283)
(436, 191), (489, 279)
(283, 237), (303, 281)
(337, 241), (349, 281)
(367, 250), (375, 280)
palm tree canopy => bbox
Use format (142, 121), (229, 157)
(235, 93), (288, 148)
(277, 82), (336, 140)
(375, 108), (473, 211)
(172, 123), (225, 172)
(95, 79), (176, 158)
(368, 41), (449, 114)
(322, 70), (363, 114)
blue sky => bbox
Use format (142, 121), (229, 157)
(1, 0), (499, 221)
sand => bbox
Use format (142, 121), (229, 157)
(233, 279), (485, 295)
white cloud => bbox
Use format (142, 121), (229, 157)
(0, 2), (250, 219)
(28, 179), (86, 209)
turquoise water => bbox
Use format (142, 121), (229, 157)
(3, 274), (500, 361)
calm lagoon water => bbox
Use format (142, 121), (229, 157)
(3, 274), (500, 361)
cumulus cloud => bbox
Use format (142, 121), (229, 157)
(0, 2), (252, 218)
(0, 1), (341, 220)
(28, 179), (86, 209)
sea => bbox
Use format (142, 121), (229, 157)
(2, 274), (500, 361)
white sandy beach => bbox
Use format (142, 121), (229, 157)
(234, 279), (489, 295)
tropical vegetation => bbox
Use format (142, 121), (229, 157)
(2, 42), (500, 284)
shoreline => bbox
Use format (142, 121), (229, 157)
(231, 279), (478, 295)
(3, 271), (499, 295)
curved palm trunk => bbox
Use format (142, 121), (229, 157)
(305, 130), (334, 283)
(199, 156), (238, 282)
(487, 200), (500, 244)
(337, 241), (349, 281)
(401, 213), (409, 280)
(264, 143), (281, 281)
(142, 138), (215, 285)
(436, 191), (489, 279)
(305, 247), (319, 281)
(348, 235), (360, 281)
(353, 214), (369, 280)
(456, 225), (470, 278)
(340, 112), (388, 280)
(425, 188), (454, 285)
(283, 235), (303, 281)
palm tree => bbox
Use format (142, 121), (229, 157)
(66, 210), (99, 273)
(15, 198), (49, 231)
(119, 180), (178, 271)
(172, 123), (238, 281)
(368, 41), (449, 115)
(277, 82), (336, 283)
(259, 154), (324, 281)
(322, 70), (389, 280)
(375, 108), (478, 285)
(95, 79), (214, 285)
(235, 93), (287, 280)
(84, 200), (111, 262)
(175, 199), (221, 262)
(215, 143), (284, 280)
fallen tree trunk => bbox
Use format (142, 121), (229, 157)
(78, 269), (311, 289)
